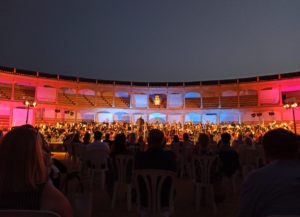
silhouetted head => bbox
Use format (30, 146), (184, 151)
(183, 133), (189, 141)
(94, 131), (102, 141)
(221, 132), (231, 145)
(263, 128), (298, 162)
(148, 129), (164, 148)
(83, 132), (91, 144)
(173, 135), (179, 143)
(198, 133), (209, 150)
(0, 125), (47, 193)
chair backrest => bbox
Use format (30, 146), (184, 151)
(114, 155), (134, 183)
(85, 149), (109, 170)
(0, 210), (61, 217)
(134, 169), (176, 216)
(192, 155), (217, 185)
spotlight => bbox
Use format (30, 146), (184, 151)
(257, 113), (262, 117)
(269, 111), (275, 116)
(55, 109), (60, 113)
(251, 113), (256, 118)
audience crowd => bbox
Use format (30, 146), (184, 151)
(0, 120), (299, 217)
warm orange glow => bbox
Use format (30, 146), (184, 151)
(153, 95), (161, 106)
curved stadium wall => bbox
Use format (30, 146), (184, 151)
(0, 66), (300, 129)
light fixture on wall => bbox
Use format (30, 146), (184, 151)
(23, 99), (37, 124)
(256, 113), (262, 117)
(153, 95), (161, 106)
(283, 102), (298, 134)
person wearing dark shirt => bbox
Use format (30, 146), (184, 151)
(218, 133), (240, 177)
(239, 128), (300, 217)
(103, 133), (113, 149)
(135, 129), (176, 208)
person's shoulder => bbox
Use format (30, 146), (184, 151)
(41, 182), (73, 217)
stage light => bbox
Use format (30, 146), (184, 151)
(251, 113), (256, 118)
(257, 113), (262, 117)
(269, 111), (275, 116)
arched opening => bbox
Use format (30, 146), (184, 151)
(149, 113), (167, 123)
(114, 112), (130, 122)
(185, 112), (201, 123)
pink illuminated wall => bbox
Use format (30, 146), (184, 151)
(12, 108), (33, 126)
(36, 87), (56, 102)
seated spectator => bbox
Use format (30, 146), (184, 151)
(193, 133), (221, 183)
(83, 132), (91, 145)
(135, 129), (176, 208)
(137, 136), (146, 152)
(171, 135), (182, 157)
(87, 131), (110, 154)
(127, 132), (140, 155)
(103, 133), (113, 149)
(0, 125), (73, 217)
(110, 133), (133, 183)
(239, 128), (300, 217)
(111, 133), (130, 159)
(218, 132), (240, 177)
(232, 134), (245, 153)
(135, 129), (176, 171)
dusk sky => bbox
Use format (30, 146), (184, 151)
(0, 0), (300, 82)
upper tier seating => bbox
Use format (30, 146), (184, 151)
(115, 96), (130, 108)
(185, 98), (201, 108)
(202, 97), (219, 108)
(239, 95), (258, 107)
(0, 83), (12, 100)
(57, 93), (76, 105)
(14, 85), (35, 101)
(96, 95), (112, 107)
(220, 96), (238, 108)
(0, 115), (9, 130)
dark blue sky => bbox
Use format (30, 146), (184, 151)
(0, 0), (300, 82)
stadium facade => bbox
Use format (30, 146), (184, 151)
(0, 66), (300, 130)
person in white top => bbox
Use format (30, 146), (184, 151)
(239, 128), (300, 217)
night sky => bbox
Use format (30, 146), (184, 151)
(0, 0), (300, 82)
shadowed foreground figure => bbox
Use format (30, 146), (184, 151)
(135, 129), (176, 208)
(0, 125), (73, 217)
(239, 128), (300, 217)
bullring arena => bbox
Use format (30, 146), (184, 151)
(0, 65), (300, 132)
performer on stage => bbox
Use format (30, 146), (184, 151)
(136, 115), (145, 133)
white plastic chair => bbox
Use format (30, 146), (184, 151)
(134, 169), (176, 217)
(85, 149), (109, 189)
(111, 155), (134, 211)
(192, 155), (218, 213)
(0, 210), (61, 217)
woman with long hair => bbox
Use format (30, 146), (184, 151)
(0, 125), (73, 217)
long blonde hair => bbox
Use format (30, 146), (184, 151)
(0, 125), (48, 193)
